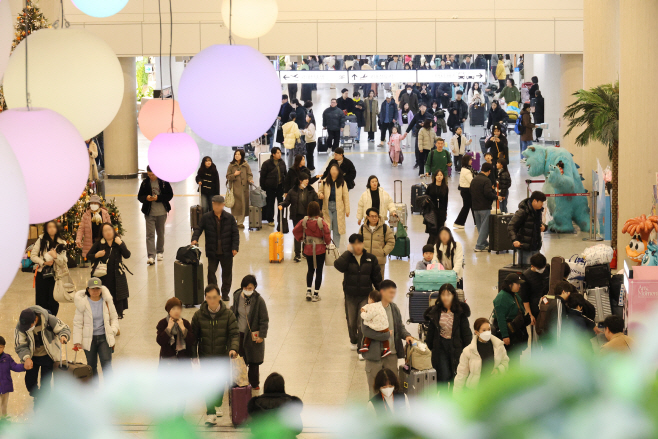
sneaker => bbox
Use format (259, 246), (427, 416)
(205, 414), (217, 425)
(267, 222), (275, 227)
(222, 295), (230, 302)
(350, 344), (358, 351)
(312, 293), (321, 302)
(147, 258), (155, 265)
(381, 348), (392, 358)
(294, 255), (301, 263)
(157, 253), (164, 261)
(358, 346), (370, 353)
(215, 407), (223, 418)
(453, 224), (465, 229)
(358, 354), (365, 361)
(474, 247), (489, 252)
(520, 158), (527, 164)
(306, 289), (312, 301)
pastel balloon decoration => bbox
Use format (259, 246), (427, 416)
(138, 99), (186, 141)
(0, 108), (89, 223)
(3, 29), (124, 140)
(221, 0), (278, 39)
(0, 131), (29, 300)
(178, 45), (280, 146)
(0, 0), (12, 81)
(71, 0), (129, 17)
(147, 133), (200, 183)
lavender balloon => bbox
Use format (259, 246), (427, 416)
(178, 45), (280, 146)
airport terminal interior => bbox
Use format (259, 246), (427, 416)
(0, 1), (656, 438)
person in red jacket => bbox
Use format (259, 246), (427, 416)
(156, 298), (196, 362)
(292, 201), (331, 302)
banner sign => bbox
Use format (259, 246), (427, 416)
(346, 70), (416, 83)
(417, 69), (487, 83)
(278, 70), (348, 84)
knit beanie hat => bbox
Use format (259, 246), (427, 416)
(165, 297), (182, 313)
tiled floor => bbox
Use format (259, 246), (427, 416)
(0, 84), (598, 437)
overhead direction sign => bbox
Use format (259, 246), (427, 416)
(347, 70), (417, 83)
(278, 70), (348, 84)
(417, 69), (487, 83)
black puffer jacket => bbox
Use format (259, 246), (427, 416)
(424, 302), (472, 376)
(191, 210), (239, 259)
(333, 250), (382, 297)
(260, 157), (287, 190)
(284, 166), (319, 193)
(487, 106), (508, 129)
(138, 177), (174, 215)
(521, 267), (550, 318)
(247, 393), (303, 436)
(508, 198), (545, 251)
(448, 99), (468, 121)
(190, 301), (240, 358)
(497, 169), (512, 198)
(470, 173), (497, 211)
(279, 185), (319, 219)
(322, 106), (346, 131)
(321, 158), (357, 190)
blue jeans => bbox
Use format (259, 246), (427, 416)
(328, 201), (341, 248)
(200, 193), (213, 213)
(520, 140), (533, 158)
(473, 209), (491, 250)
(84, 334), (113, 377)
(500, 198), (508, 213)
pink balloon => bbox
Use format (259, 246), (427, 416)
(138, 99), (186, 140)
(0, 108), (88, 223)
(147, 133), (200, 183)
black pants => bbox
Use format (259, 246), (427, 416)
(287, 83), (297, 100)
(454, 154), (463, 172)
(238, 332), (260, 388)
(418, 150), (429, 175)
(454, 188), (474, 226)
(367, 130), (375, 141)
(35, 271), (59, 316)
(535, 127), (543, 140)
(306, 252), (326, 290)
(208, 254), (234, 298)
(427, 234), (438, 246)
(414, 137), (420, 166)
(264, 184), (284, 223)
(345, 295), (368, 347)
(498, 79), (505, 90)
(380, 122), (394, 142)
(25, 354), (53, 398)
(306, 141), (316, 171)
(327, 130), (341, 151)
(435, 336), (454, 383)
(293, 214), (305, 257)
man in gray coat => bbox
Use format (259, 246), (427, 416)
(361, 279), (413, 397)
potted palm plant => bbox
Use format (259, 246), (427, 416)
(563, 81), (619, 259)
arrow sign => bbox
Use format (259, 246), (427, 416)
(282, 75), (288, 79)
(352, 74), (357, 79)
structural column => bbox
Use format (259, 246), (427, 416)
(559, 54), (584, 171)
(581, 0), (619, 190)
(618, 0), (658, 265)
(104, 57), (139, 178)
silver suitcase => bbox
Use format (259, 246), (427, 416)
(398, 366), (437, 398)
(258, 152), (271, 170)
(586, 287), (612, 323)
(248, 206), (262, 230)
(390, 179), (408, 227)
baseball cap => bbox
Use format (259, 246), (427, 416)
(87, 277), (102, 288)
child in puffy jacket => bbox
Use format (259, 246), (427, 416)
(388, 126), (402, 167)
(358, 290), (391, 357)
(0, 336), (28, 418)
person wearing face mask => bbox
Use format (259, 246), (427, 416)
(398, 84), (419, 115)
(31, 220), (68, 316)
(279, 173), (319, 262)
(453, 318), (509, 392)
(520, 253), (550, 328)
(231, 275), (269, 393)
(76, 195), (112, 260)
(366, 368), (410, 416)
(156, 297), (196, 362)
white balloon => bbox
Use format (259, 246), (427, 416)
(0, 131), (29, 300)
(3, 29), (124, 140)
(221, 0), (278, 39)
(0, 0), (13, 80)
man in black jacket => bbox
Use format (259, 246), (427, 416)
(322, 99), (346, 152)
(259, 147), (287, 226)
(508, 191), (547, 264)
(521, 253), (550, 326)
(321, 147), (356, 190)
(336, 88), (355, 114)
(470, 163), (498, 252)
(191, 196), (239, 301)
(403, 102), (433, 168)
(291, 99), (307, 130)
(138, 166), (174, 265)
(334, 234), (382, 351)
(448, 91), (469, 131)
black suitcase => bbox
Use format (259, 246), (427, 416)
(410, 183), (427, 215)
(609, 273), (624, 308)
(407, 290), (439, 324)
(489, 214), (514, 253)
(469, 105), (485, 126)
(174, 261), (204, 307)
(317, 131), (329, 153)
(498, 264), (528, 290)
(585, 264), (611, 289)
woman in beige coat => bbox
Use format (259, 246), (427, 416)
(226, 150), (254, 228)
(86, 138), (99, 182)
(318, 163), (349, 248)
(363, 90), (379, 142)
(359, 207), (395, 274)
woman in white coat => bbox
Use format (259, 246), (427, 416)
(72, 277), (120, 377)
(453, 318), (509, 392)
(357, 175), (397, 226)
(432, 227), (464, 282)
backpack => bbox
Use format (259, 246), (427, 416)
(176, 245), (201, 265)
(535, 295), (562, 337)
(302, 216), (326, 269)
(514, 115), (525, 135)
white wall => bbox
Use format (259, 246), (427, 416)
(528, 54), (562, 143)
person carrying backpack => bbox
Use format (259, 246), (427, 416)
(534, 280), (571, 344)
(292, 202), (331, 302)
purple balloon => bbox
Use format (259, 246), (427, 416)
(147, 133), (200, 183)
(178, 45), (280, 146)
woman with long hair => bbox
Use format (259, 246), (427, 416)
(292, 202), (331, 301)
(279, 173), (319, 262)
(424, 283), (471, 389)
(397, 102), (413, 149)
(318, 163), (349, 248)
(433, 227), (464, 282)
(453, 155), (475, 229)
(226, 149), (254, 227)
(30, 220), (68, 316)
(485, 123), (509, 161)
(425, 169), (449, 244)
(303, 113), (317, 171)
(468, 82), (484, 107)
(196, 156), (220, 213)
(87, 223), (131, 318)
(284, 154), (318, 194)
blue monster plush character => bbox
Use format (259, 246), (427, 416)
(522, 145), (590, 233)
(641, 241), (658, 266)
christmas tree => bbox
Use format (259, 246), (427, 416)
(0, 1), (50, 109)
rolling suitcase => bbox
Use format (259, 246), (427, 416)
(407, 290), (439, 323)
(390, 222), (411, 260)
(398, 366), (437, 398)
(190, 193), (203, 230)
(258, 152), (271, 170)
(410, 176), (429, 215)
(586, 287), (612, 323)
(249, 184), (267, 208)
(410, 269), (458, 292)
(390, 179), (408, 227)
(469, 105), (486, 126)
(549, 256), (565, 294)
(269, 210), (285, 263)
(174, 261), (204, 306)
(585, 264), (611, 289)
(466, 151), (481, 172)
(498, 264), (528, 290)
(488, 213), (514, 253)
(248, 206), (262, 230)
(317, 129), (329, 153)
(230, 385), (252, 426)
(54, 346), (92, 383)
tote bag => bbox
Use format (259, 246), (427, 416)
(225, 180), (236, 208)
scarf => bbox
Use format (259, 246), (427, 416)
(92, 211), (103, 224)
(167, 316), (186, 352)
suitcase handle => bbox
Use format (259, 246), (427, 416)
(394, 179), (402, 204)
(58, 343), (77, 370)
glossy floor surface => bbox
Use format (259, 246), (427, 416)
(0, 84), (596, 437)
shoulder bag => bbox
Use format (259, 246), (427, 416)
(91, 247), (112, 277)
(507, 292), (531, 335)
(224, 180), (236, 208)
(53, 266), (76, 303)
(325, 241), (341, 267)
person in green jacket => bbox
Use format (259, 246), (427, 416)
(493, 273), (528, 365)
(498, 78), (521, 105)
(191, 284), (240, 425)
(424, 137), (452, 177)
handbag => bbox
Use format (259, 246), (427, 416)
(507, 292), (531, 335)
(114, 262), (132, 301)
(53, 267), (76, 303)
(231, 355), (250, 387)
(41, 265), (55, 279)
(325, 241), (340, 266)
(405, 341), (433, 371)
(92, 247), (112, 277)
(224, 180), (236, 208)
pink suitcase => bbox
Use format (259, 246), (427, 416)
(230, 385), (252, 426)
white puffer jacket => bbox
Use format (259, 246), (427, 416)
(356, 187), (396, 224)
(432, 241), (464, 280)
(453, 335), (509, 392)
(72, 287), (120, 351)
